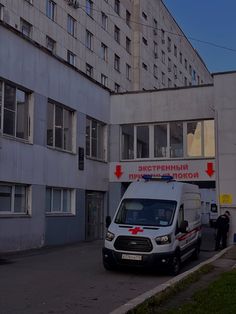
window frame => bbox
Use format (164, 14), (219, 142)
(46, 101), (75, 153)
(0, 183), (31, 215)
(46, 0), (56, 21)
(0, 80), (32, 142)
(67, 14), (76, 37)
(46, 187), (76, 215)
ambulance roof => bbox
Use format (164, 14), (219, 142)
(123, 180), (199, 203)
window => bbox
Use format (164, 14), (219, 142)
(67, 50), (75, 66)
(67, 15), (76, 36)
(126, 37), (131, 53)
(187, 121), (202, 157)
(170, 122), (183, 158)
(154, 41), (158, 58)
(0, 81), (30, 140)
(162, 72), (165, 85)
(142, 12), (147, 20)
(0, 183), (30, 215)
(101, 12), (108, 30)
(174, 45), (177, 57)
(46, 0), (55, 21)
(174, 64), (177, 78)
(136, 125), (149, 158)
(179, 52), (183, 64)
(47, 101), (74, 152)
(21, 18), (32, 37)
(189, 64), (192, 76)
(86, 117), (107, 160)
(86, 63), (93, 78)
(153, 19), (158, 34)
(101, 74), (108, 87)
(142, 63), (147, 71)
(142, 37), (148, 46)
(168, 78), (172, 88)
(114, 83), (120, 93)
(153, 64), (158, 78)
(0, 3), (4, 21)
(101, 43), (108, 62)
(126, 10), (131, 27)
(114, 0), (120, 15)
(167, 37), (171, 52)
(86, 30), (93, 50)
(184, 58), (187, 70)
(168, 58), (172, 72)
(46, 187), (75, 214)
(121, 125), (134, 159)
(46, 36), (56, 53)
(161, 29), (165, 43)
(114, 54), (120, 71)
(184, 76), (187, 86)
(204, 120), (215, 157)
(86, 0), (93, 17)
(126, 64), (131, 80)
(161, 50), (165, 64)
(154, 124), (168, 158)
(114, 25), (120, 43)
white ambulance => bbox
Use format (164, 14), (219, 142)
(103, 176), (202, 275)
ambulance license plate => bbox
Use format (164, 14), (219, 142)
(121, 254), (142, 261)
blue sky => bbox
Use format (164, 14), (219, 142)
(163, 0), (236, 73)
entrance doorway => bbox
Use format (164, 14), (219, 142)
(85, 191), (104, 241)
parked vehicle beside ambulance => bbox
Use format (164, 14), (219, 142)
(103, 176), (202, 275)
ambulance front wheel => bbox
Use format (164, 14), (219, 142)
(170, 254), (181, 276)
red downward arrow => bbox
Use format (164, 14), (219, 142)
(205, 162), (215, 177)
(114, 165), (123, 179)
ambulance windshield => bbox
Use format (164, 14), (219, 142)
(115, 198), (177, 227)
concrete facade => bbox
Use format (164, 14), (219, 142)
(0, 0), (212, 93)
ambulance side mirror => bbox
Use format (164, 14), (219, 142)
(106, 216), (111, 228)
(180, 220), (188, 233)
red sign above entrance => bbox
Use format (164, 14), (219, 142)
(110, 159), (216, 182)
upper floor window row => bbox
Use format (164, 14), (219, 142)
(0, 81), (32, 141)
(121, 120), (215, 160)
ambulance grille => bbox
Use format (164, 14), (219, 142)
(114, 236), (153, 252)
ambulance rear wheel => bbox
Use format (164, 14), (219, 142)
(170, 255), (181, 276)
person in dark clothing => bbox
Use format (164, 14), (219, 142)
(215, 210), (230, 250)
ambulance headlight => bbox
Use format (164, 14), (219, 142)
(105, 231), (115, 241)
(155, 234), (171, 245)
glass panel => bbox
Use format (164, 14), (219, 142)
(47, 102), (54, 146)
(52, 189), (61, 212)
(63, 109), (72, 151)
(55, 105), (63, 148)
(4, 84), (15, 111)
(14, 186), (26, 213)
(121, 125), (134, 159)
(97, 123), (104, 160)
(0, 185), (12, 212)
(46, 188), (52, 212)
(136, 126), (149, 158)
(3, 109), (15, 136)
(170, 122), (183, 158)
(63, 189), (71, 212)
(187, 121), (202, 157)
(91, 120), (97, 157)
(154, 124), (167, 157)
(115, 198), (177, 227)
(16, 89), (28, 139)
(86, 119), (91, 156)
(204, 120), (215, 157)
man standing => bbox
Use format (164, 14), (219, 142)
(215, 210), (230, 250)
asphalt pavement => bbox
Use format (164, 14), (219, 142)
(0, 226), (217, 314)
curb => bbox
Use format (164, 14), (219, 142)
(110, 246), (233, 314)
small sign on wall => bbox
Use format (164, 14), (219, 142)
(220, 194), (233, 205)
